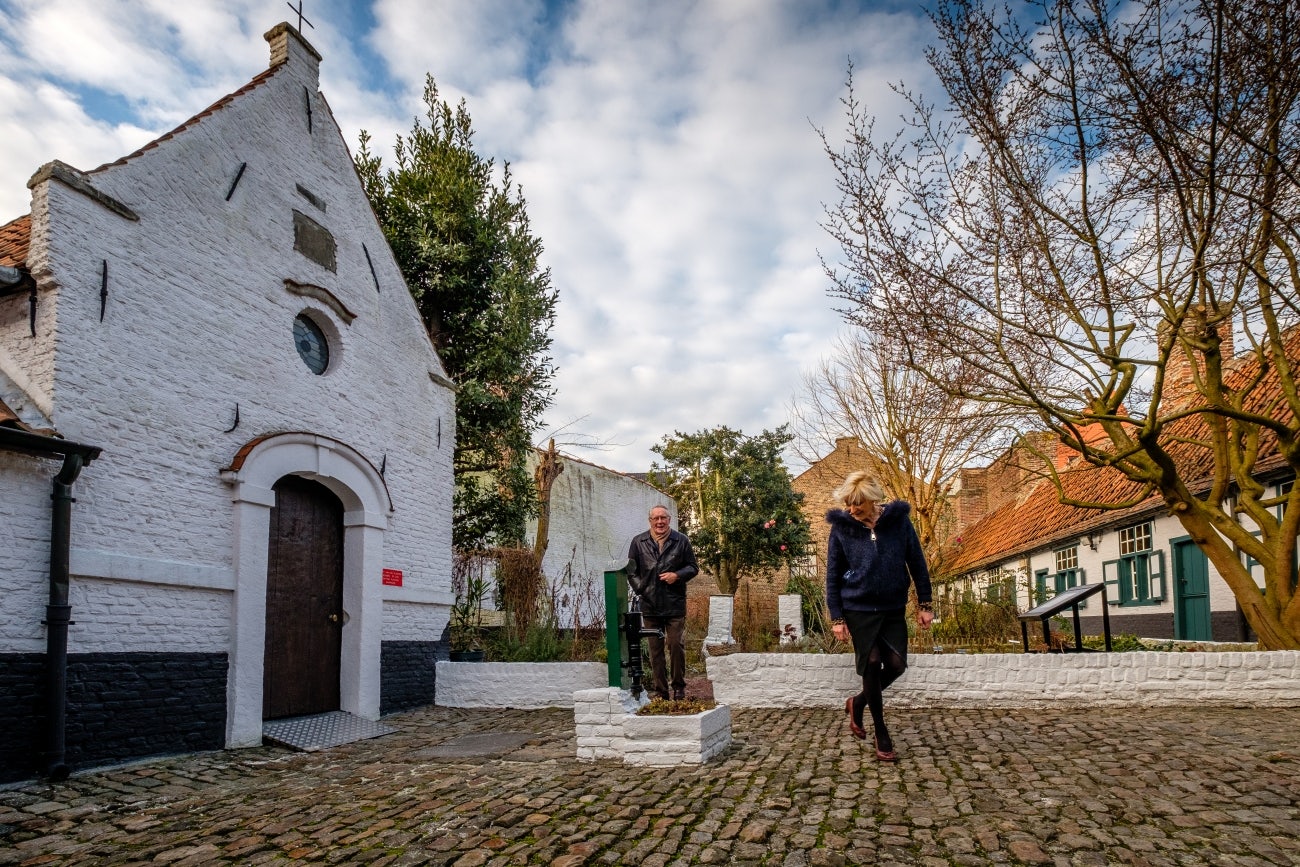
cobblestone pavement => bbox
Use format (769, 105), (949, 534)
(2, 704), (1299, 866)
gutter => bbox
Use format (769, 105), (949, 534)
(0, 425), (102, 781)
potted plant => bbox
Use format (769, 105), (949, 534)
(449, 564), (489, 661)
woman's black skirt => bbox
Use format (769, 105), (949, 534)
(843, 608), (908, 677)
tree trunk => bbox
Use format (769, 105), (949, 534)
(1174, 507), (1300, 650)
(531, 439), (563, 571)
(716, 562), (737, 596)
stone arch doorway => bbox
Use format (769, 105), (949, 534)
(263, 475), (345, 720)
(221, 433), (392, 747)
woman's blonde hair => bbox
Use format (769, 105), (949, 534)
(833, 470), (886, 506)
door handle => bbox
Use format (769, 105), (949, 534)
(328, 613), (340, 623)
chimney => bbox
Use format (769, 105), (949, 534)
(951, 467), (988, 536)
(1160, 305), (1233, 407)
(265, 22), (322, 82)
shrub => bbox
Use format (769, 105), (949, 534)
(1081, 633), (1159, 652)
(927, 597), (1021, 648)
(485, 548), (605, 662)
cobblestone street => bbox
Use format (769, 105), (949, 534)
(2, 704), (1298, 866)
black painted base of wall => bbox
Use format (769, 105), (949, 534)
(0, 652), (226, 784)
(380, 640), (440, 715)
(0, 654), (45, 784)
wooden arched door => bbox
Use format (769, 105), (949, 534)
(263, 475), (345, 719)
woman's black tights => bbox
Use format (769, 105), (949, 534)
(851, 642), (906, 749)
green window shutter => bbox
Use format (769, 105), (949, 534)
(1076, 568), (1087, 609)
(1034, 569), (1049, 605)
(1102, 559), (1122, 605)
(1129, 554), (1148, 602)
(1148, 550), (1166, 601)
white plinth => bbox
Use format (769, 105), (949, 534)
(706, 595), (735, 645)
(778, 594), (804, 644)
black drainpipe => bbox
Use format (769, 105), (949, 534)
(0, 426), (101, 781)
(45, 451), (88, 781)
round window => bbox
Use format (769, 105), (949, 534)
(293, 314), (330, 374)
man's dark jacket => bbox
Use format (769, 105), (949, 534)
(627, 528), (699, 618)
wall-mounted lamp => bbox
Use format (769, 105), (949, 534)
(1084, 531), (1102, 551)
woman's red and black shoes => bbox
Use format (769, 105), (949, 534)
(844, 697), (866, 740)
(873, 731), (898, 762)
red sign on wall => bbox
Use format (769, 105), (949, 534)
(382, 568), (403, 587)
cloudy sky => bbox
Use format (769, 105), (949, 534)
(0, 0), (939, 473)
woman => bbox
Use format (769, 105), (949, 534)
(826, 470), (934, 761)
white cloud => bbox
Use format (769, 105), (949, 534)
(0, 0), (940, 472)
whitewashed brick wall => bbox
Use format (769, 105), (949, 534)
(574, 687), (732, 765)
(574, 687), (646, 761)
(526, 452), (672, 627)
(2, 27), (454, 657)
(436, 661), (607, 708)
(621, 704), (732, 766)
(0, 455), (63, 651)
(707, 651), (1300, 708)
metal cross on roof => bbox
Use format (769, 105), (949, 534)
(286, 0), (314, 32)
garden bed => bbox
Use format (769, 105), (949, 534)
(574, 688), (731, 765)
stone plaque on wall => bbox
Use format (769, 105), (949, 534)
(293, 209), (337, 272)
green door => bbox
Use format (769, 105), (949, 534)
(1171, 536), (1211, 641)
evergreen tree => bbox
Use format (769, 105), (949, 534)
(357, 76), (557, 549)
(648, 426), (811, 595)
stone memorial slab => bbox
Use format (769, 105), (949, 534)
(705, 594), (734, 645)
(778, 594), (804, 644)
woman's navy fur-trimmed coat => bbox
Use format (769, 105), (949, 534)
(825, 501), (933, 619)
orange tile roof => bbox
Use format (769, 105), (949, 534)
(0, 396), (57, 437)
(0, 214), (30, 268)
(945, 329), (1300, 575)
(90, 67), (279, 174)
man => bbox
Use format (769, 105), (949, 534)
(626, 504), (699, 701)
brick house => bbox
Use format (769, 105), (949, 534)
(942, 332), (1300, 643)
(788, 437), (888, 585)
(0, 24), (455, 782)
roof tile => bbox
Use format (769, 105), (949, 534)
(0, 214), (30, 268)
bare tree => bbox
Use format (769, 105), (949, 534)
(790, 328), (1016, 574)
(822, 0), (1300, 648)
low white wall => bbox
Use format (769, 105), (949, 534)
(435, 661), (607, 708)
(574, 687), (647, 761)
(706, 651), (1300, 708)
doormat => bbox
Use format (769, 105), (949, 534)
(263, 711), (397, 752)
